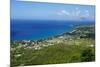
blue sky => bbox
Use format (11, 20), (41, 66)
(11, 0), (95, 22)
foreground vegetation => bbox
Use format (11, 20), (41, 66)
(11, 25), (95, 67)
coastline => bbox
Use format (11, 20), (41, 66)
(11, 24), (95, 66)
(11, 24), (95, 41)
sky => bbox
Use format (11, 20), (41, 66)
(11, 0), (95, 22)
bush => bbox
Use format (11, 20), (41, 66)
(80, 48), (95, 62)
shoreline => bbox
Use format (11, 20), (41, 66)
(11, 24), (95, 51)
(11, 24), (95, 41)
(11, 24), (95, 66)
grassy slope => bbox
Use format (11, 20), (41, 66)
(11, 39), (95, 66)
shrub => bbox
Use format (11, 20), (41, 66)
(80, 48), (95, 62)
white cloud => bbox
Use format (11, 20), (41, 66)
(61, 10), (70, 15)
(57, 8), (91, 20)
(74, 7), (81, 16)
(85, 10), (90, 17)
(78, 10), (90, 20)
(57, 8), (81, 17)
(57, 10), (70, 16)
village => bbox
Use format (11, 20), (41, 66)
(11, 25), (95, 66)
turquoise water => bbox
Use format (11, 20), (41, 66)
(11, 20), (94, 40)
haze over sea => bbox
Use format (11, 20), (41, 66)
(11, 20), (94, 40)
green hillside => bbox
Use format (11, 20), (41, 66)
(11, 25), (95, 67)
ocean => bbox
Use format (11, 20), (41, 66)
(11, 20), (94, 40)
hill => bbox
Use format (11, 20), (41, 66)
(11, 24), (95, 67)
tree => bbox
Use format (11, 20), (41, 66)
(80, 48), (95, 62)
